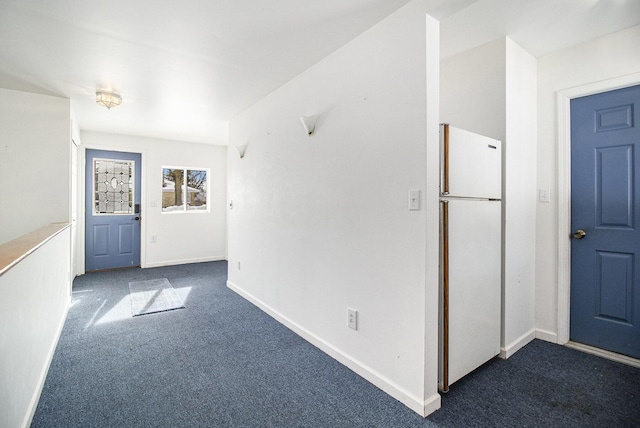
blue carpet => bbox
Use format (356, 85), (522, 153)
(31, 261), (640, 427)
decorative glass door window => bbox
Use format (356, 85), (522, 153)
(162, 168), (208, 212)
(93, 158), (135, 214)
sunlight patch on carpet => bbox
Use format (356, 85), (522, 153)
(129, 278), (184, 317)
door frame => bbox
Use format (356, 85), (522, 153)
(556, 72), (640, 344)
(77, 144), (147, 275)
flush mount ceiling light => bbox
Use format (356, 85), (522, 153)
(95, 91), (122, 109)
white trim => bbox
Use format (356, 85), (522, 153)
(535, 329), (558, 344)
(500, 328), (535, 359)
(556, 73), (640, 345)
(160, 166), (211, 214)
(78, 146), (86, 275)
(227, 280), (441, 417)
(423, 393), (442, 418)
(566, 341), (640, 369)
(145, 255), (226, 269)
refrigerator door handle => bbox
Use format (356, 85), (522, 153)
(440, 199), (450, 393)
(442, 123), (450, 194)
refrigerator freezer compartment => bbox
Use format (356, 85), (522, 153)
(440, 124), (502, 200)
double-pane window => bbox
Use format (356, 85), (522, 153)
(162, 168), (208, 212)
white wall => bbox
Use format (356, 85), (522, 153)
(79, 132), (227, 271)
(0, 88), (71, 244)
(228, 0), (441, 416)
(0, 226), (71, 428)
(441, 38), (506, 141)
(441, 37), (538, 358)
(535, 25), (640, 340)
(503, 39), (537, 354)
(0, 71), (60, 98)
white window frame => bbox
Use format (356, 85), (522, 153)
(161, 166), (210, 214)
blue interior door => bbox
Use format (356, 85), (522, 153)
(85, 149), (141, 271)
(570, 84), (640, 359)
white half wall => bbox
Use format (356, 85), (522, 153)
(535, 25), (640, 342)
(79, 132), (227, 271)
(0, 226), (71, 428)
(228, 0), (441, 416)
(441, 37), (537, 358)
(0, 88), (71, 244)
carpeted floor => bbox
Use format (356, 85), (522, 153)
(32, 261), (640, 427)
(428, 340), (640, 427)
(128, 277), (184, 316)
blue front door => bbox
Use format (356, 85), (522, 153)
(570, 84), (640, 359)
(85, 149), (141, 271)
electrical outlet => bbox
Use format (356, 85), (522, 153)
(347, 308), (358, 330)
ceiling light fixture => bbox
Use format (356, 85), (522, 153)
(96, 91), (122, 109)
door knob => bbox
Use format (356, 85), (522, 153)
(573, 229), (586, 239)
(134, 216), (140, 221)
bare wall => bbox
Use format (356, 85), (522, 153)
(228, 0), (441, 416)
(0, 88), (70, 244)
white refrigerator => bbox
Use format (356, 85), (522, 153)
(438, 123), (502, 392)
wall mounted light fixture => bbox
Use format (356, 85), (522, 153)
(300, 115), (318, 136)
(236, 144), (248, 159)
(96, 91), (122, 109)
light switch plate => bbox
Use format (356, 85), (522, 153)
(409, 189), (421, 210)
(539, 188), (550, 203)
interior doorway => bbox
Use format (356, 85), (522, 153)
(569, 84), (640, 359)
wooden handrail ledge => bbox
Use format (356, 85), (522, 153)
(0, 222), (70, 277)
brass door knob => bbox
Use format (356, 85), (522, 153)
(573, 229), (586, 239)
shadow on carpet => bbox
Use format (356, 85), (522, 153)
(426, 339), (640, 427)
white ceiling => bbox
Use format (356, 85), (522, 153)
(440, 0), (640, 59)
(0, 0), (639, 146)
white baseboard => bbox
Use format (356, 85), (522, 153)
(500, 328), (536, 359)
(24, 297), (71, 428)
(226, 280), (440, 417)
(535, 329), (558, 344)
(144, 255), (227, 268)
(423, 393), (442, 417)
